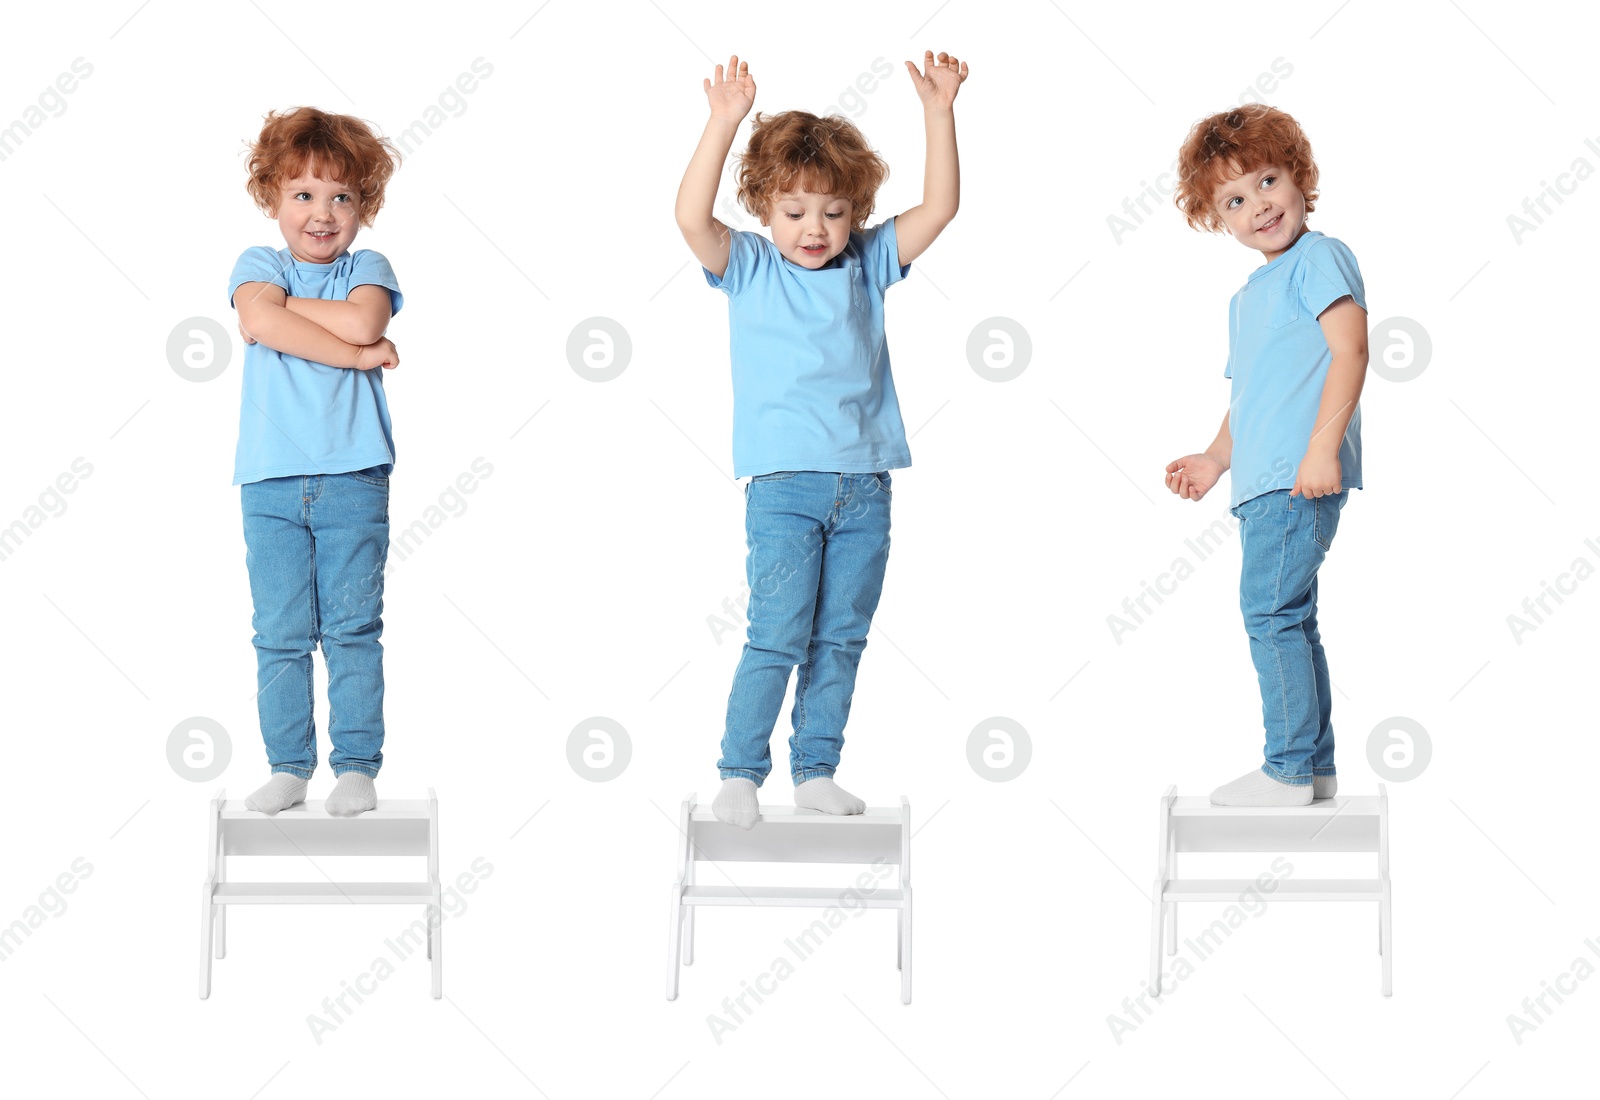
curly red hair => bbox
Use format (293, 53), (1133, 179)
(734, 111), (888, 231)
(244, 106), (400, 227)
(1173, 105), (1319, 233)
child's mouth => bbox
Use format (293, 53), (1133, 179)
(802, 244), (826, 254)
(308, 231), (337, 241)
(1257, 214), (1282, 234)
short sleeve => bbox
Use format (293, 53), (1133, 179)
(1299, 237), (1365, 318)
(703, 228), (765, 298)
(862, 216), (912, 290)
(228, 246), (290, 309)
(350, 249), (404, 315)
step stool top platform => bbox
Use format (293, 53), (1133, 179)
(219, 800), (433, 819)
(687, 804), (904, 825)
(1169, 794), (1382, 817)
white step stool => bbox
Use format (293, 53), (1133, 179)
(199, 787), (442, 999)
(666, 795), (912, 1003)
(1150, 783), (1392, 995)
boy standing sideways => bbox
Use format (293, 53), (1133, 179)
(229, 107), (404, 817)
(1164, 105), (1369, 807)
(676, 52), (969, 827)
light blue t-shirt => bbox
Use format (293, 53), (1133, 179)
(227, 247), (403, 486)
(1224, 230), (1365, 508)
(704, 217), (913, 478)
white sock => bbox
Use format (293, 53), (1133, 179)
(794, 777), (865, 816)
(713, 778), (759, 829)
(1313, 774), (1337, 799)
(245, 772), (307, 813)
(326, 772), (377, 817)
(1209, 768), (1312, 807)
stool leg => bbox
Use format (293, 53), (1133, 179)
(1164, 847), (1177, 954)
(214, 843), (227, 959)
(1148, 887), (1164, 994)
(426, 905), (433, 960)
(198, 884), (214, 999)
(896, 911), (903, 971)
(430, 891), (443, 999)
(1379, 885), (1393, 996)
(682, 859), (695, 966)
(665, 883), (685, 1000)
(900, 886), (913, 1004)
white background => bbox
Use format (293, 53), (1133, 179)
(1, 1), (1594, 1095)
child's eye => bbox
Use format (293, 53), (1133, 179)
(1226, 197), (1241, 209)
(825, 212), (843, 219)
(1260, 176), (1275, 188)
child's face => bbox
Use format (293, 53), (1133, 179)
(1210, 162), (1305, 261)
(274, 166), (361, 264)
(762, 188), (853, 268)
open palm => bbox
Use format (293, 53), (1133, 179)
(904, 50), (968, 108)
(704, 55), (756, 121)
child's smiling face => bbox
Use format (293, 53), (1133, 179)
(1211, 162), (1306, 261)
(763, 188), (853, 268)
(275, 164), (360, 264)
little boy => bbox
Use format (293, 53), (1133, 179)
(229, 106), (404, 817)
(675, 53), (969, 827)
(1164, 105), (1368, 807)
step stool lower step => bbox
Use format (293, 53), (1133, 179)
(1161, 878), (1382, 902)
(683, 885), (905, 908)
(213, 882), (434, 905)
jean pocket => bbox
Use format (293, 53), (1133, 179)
(875, 471), (892, 496)
(750, 471), (798, 483)
(1312, 493), (1343, 551)
(348, 465), (391, 486)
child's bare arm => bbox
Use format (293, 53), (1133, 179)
(1165, 412), (1232, 501)
(1293, 296), (1369, 497)
(234, 282), (396, 370)
(676, 56), (755, 280)
(282, 285), (392, 346)
(895, 50), (969, 267)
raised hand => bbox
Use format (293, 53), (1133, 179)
(1164, 453), (1224, 501)
(904, 50), (968, 109)
(704, 55), (756, 122)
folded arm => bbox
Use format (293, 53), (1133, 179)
(281, 284), (393, 346)
(233, 282), (363, 369)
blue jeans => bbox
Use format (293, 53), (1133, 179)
(719, 471), (893, 785)
(1230, 489), (1349, 786)
(240, 468), (390, 778)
